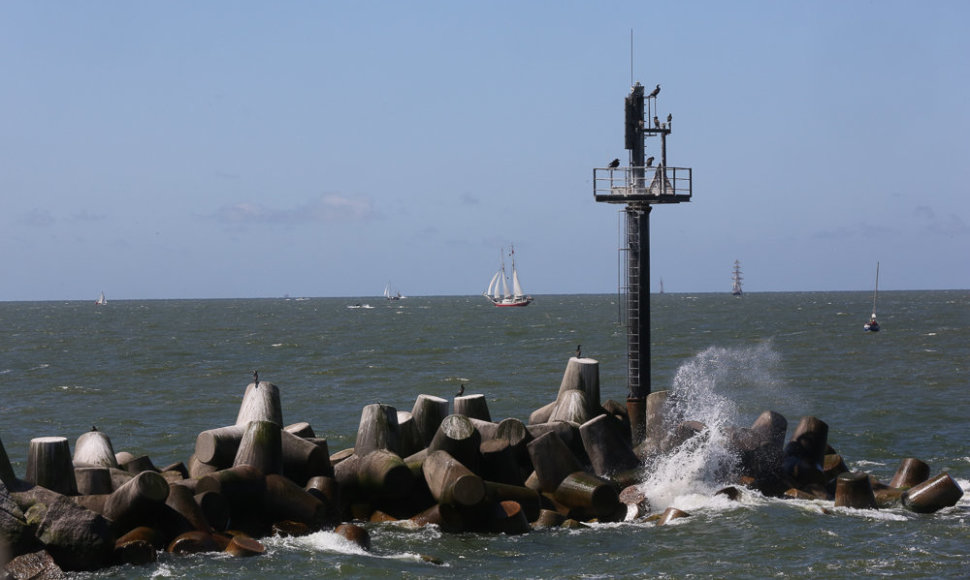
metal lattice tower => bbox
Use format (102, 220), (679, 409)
(593, 82), (692, 443)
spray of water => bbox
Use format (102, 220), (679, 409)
(637, 342), (782, 513)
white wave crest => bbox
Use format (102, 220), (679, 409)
(636, 343), (785, 513)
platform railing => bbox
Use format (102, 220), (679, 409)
(593, 166), (692, 203)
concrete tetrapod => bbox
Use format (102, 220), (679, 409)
(26, 437), (77, 496)
(833, 471), (877, 509)
(902, 473), (964, 513)
(889, 458), (930, 489)
(423, 450), (485, 507)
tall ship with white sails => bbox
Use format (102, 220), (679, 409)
(484, 244), (533, 307)
(731, 260), (743, 296)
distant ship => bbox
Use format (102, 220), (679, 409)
(484, 244), (533, 307)
(731, 261), (743, 296)
(95, 291), (107, 306)
(864, 262), (880, 332)
(384, 281), (404, 301)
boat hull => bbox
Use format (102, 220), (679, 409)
(487, 297), (533, 307)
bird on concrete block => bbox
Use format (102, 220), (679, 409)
(575, 344), (582, 358)
(608, 158), (620, 169)
(253, 369), (259, 386)
(648, 84), (661, 98)
(646, 156), (655, 167)
(456, 384), (465, 397)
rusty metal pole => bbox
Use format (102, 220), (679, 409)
(626, 203), (651, 446)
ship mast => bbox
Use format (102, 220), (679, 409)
(732, 260), (743, 296)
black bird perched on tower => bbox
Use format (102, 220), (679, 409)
(646, 156), (655, 167)
(608, 158), (620, 169)
(456, 384), (465, 397)
(648, 84), (661, 98)
(667, 113), (672, 123)
(653, 116), (660, 128)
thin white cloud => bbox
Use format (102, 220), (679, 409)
(926, 214), (969, 236)
(71, 210), (108, 222)
(913, 205), (968, 236)
(19, 209), (56, 227)
(210, 194), (376, 226)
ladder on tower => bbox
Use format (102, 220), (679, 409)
(623, 208), (641, 397)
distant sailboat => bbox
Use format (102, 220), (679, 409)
(383, 281), (403, 301)
(659, 278), (665, 294)
(731, 260), (743, 296)
(95, 291), (107, 306)
(484, 244), (533, 307)
(864, 262), (880, 332)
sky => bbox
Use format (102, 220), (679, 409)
(2, 1), (968, 301)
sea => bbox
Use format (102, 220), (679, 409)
(1, 291), (967, 579)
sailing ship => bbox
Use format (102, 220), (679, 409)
(95, 291), (107, 306)
(383, 281), (403, 301)
(731, 260), (743, 296)
(864, 262), (880, 332)
(484, 244), (533, 307)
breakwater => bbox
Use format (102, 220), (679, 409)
(0, 353), (962, 576)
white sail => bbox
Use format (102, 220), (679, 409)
(871, 262), (880, 318)
(487, 271), (502, 298)
(95, 291), (106, 305)
(864, 262), (880, 331)
(501, 270), (510, 298)
(512, 269), (524, 298)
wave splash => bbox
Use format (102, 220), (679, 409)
(636, 343), (782, 513)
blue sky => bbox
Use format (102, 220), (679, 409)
(2, 1), (968, 300)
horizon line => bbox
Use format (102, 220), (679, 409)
(1, 287), (967, 304)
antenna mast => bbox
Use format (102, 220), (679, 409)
(630, 29), (634, 87)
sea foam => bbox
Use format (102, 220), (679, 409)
(636, 343), (786, 514)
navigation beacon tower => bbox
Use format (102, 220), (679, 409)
(593, 82), (692, 444)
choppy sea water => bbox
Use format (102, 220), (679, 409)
(1, 291), (967, 579)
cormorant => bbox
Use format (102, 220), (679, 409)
(608, 158), (620, 169)
(653, 116), (660, 128)
(456, 384), (465, 397)
(91, 425), (98, 432)
(648, 84), (661, 98)
(575, 344), (582, 358)
(646, 156), (655, 167)
(253, 369), (259, 385)
(667, 113), (672, 123)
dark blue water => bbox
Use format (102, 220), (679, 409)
(1, 292), (967, 578)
